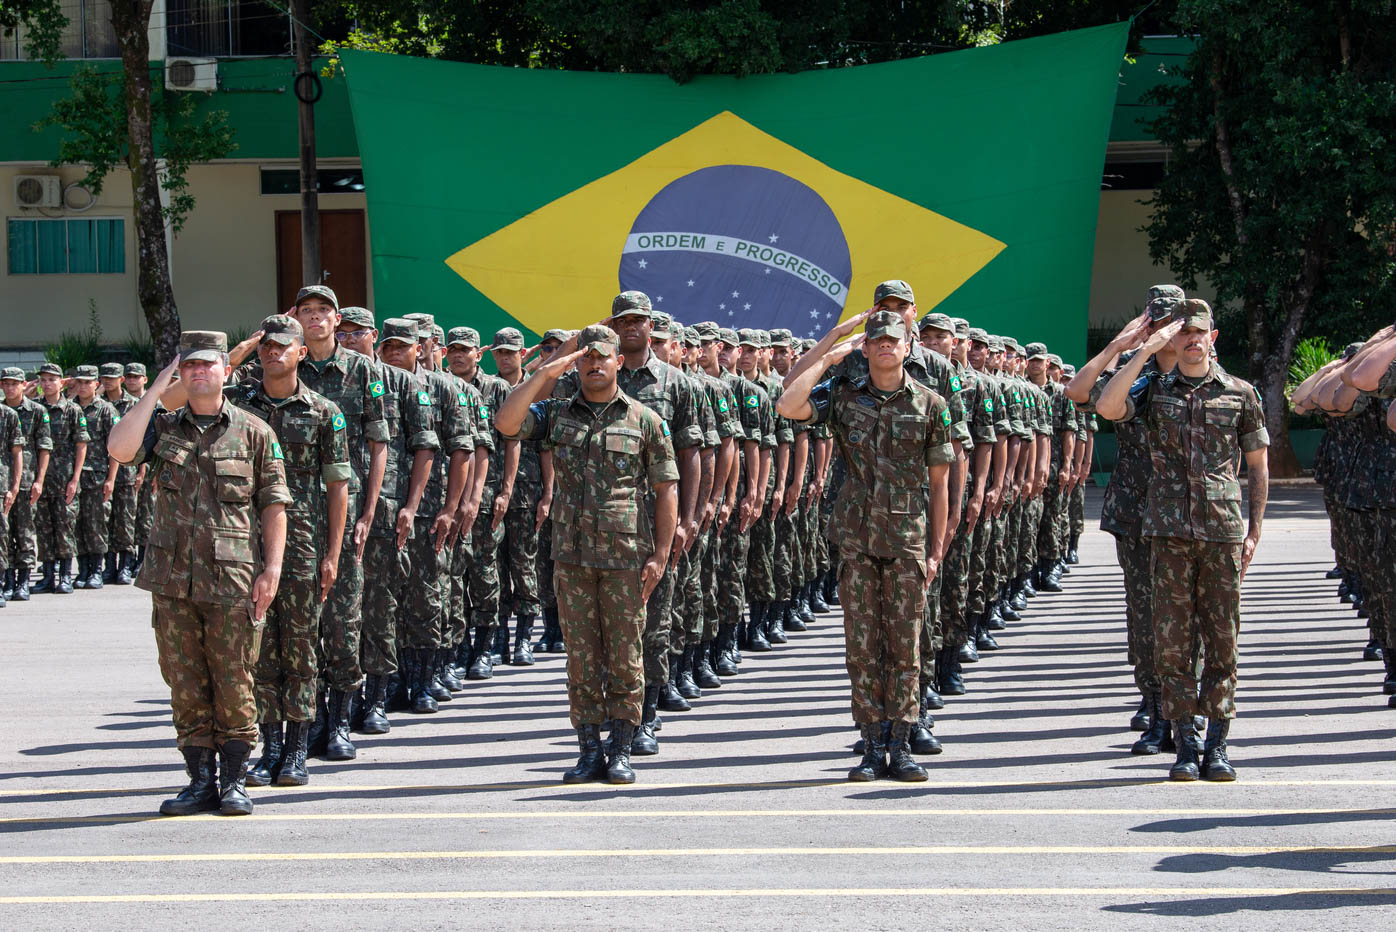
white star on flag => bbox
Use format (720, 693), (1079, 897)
(728, 310), (735, 317)
(764, 268), (771, 275)
(769, 234), (779, 243)
(825, 312), (833, 319)
(656, 296), (664, 303)
(687, 280), (695, 287)
(731, 291), (740, 298)
(719, 303), (726, 310)
(809, 309), (820, 319)
(637, 259), (648, 269)
(743, 303), (751, 310)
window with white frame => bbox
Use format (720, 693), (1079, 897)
(166, 0), (293, 58)
(0, 0), (118, 60)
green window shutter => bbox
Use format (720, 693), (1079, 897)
(7, 220), (36, 274)
(68, 219), (96, 273)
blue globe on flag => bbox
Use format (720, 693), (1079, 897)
(618, 165), (852, 337)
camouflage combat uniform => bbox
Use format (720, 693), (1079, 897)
(35, 392), (88, 563)
(76, 392), (120, 560)
(0, 405), (24, 578)
(5, 389), (51, 571)
(103, 385), (141, 556)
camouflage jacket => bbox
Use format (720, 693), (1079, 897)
(1044, 380), (1079, 471)
(104, 391), (141, 485)
(461, 367), (512, 512)
(227, 379), (353, 574)
(132, 401), (293, 605)
(1330, 397), (1384, 511)
(1121, 362), (1269, 543)
(959, 363), (999, 451)
(721, 369), (775, 492)
(807, 374), (955, 559)
(0, 405), (23, 492)
(40, 397), (89, 490)
(1085, 352), (1163, 537)
(831, 340), (969, 447)
(414, 367), (487, 517)
(512, 389), (679, 570)
(7, 397), (51, 489)
(78, 397), (120, 490)
(555, 349), (705, 456)
(369, 361), (440, 536)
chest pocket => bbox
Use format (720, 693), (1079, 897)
(278, 417), (320, 469)
(840, 405), (878, 447)
(890, 415), (924, 457)
(155, 435), (196, 493)
(603, 427), (642, 479)
(1150, 396), (1188, 447)
(214, 458), (253, 503)
(550, 419), (588, 461)
(1204, 398), (1242, 427)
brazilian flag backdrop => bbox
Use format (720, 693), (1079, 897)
(342, 22), (1127, 362)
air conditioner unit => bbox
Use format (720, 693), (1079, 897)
(165, 57), (218, 92)
(14, 175), (62, 209)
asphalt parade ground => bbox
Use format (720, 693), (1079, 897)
(1, 484), (1393, 930)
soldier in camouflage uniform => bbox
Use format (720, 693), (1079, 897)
(124, 363), (157, 572)
(32, 362), (87, 595)
(2, 367), (50, 602)
(109, 331), (292, 817)
(228, 315), (351, 788)
(0, 400), (23, 608)
(71, 366), (120, 591)
(1023, 343), (1077, 595)
(98, 362), (139, 584)
(498, 324), (679, 784)
(738, 329), (791, 650)
(532, 328), (567, 653)
(780, 308), (953, 782)
(1098, 301), (1268, 782)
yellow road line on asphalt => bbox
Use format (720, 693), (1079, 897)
(3, 807), (1392, 825)
(3, 887), (1394, 905)
(2, 845), (1393, 865)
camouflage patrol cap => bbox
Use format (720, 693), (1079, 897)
(1342, 341), (1365, 360)
(489, 327), (525, 351)
(718, 327), (740, 346)
(866, 309), (908, 342)
(951, 318), (970, 338)
(1146, 295), (1183, 322)
(1146, 284), (1185, 303)
(260, 313), (304, 346)
(1008, 339), (1026, 356)
(1047, 354), (1063, 368)
(801, 338), (817, 352)
(873, 279), (915, 304)
(37, 363), (63, 377)
(447, 326), (481, 348)
(1, 367), (25, 382)
(1062, 363), (1077, 376)
(918, 312), (954, 334)
(379, 318), (418, 345)
(295, 284), (339, 309)
(124, 363), (147, 377)
(650, 312), (674, 339)
(693, 321), (721, 341)
(1024, 342), (1050, 361)
(339, 306), (375, 328)
(403, 312), (434, 328)
(966, 327), (991, 345)
(611, 290), (653, 318)
(986, 335), (1006, 353)
(737, 328), (762, 347)
(431, 324), (444, 343)
(73, 365), (99, 381)
(179, 330), (228, 363)
(541, 329), (570, 344)
(577, 324), (620, 357)
(1177, 298), (1213, 331)
(768, 328), (793, 347)
(682, 326), (701, 346)
(99, 363), (124, 378)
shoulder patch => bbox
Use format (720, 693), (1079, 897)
(457, 391), (469, 406)
(78, 415), (87, 428)
(950, 375), (961, 392)
(417, 390), (432, 407)
(271, 441), (284, 460)
(941, 409), (952, 426)
(331, 413), (345, 431)
(718, 398), (729, 413)
(478, 404), (489, 420)
(369, 380), (385, 398)
(662, 421), (671, 437)
(745, 395), (759, 408)
(112, 414), (121, 424)
(984, 398), (993, 413)
(41, 411), (50, 423)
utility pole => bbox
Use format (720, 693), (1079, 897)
(292, 0), (320, 287)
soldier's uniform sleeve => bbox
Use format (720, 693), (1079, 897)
(320, 401), (354, 485)
(360, 364), (391, 444)
(33, 405), (53, 451)
(1117, 372), (1155, 422)
(923, 394), (957, 468)
(470, 389), (496, 453)
(735, 382), (763, 440)
(509, 399), (554, 445)
(941, 364), (970, 446)
(668, 373), (705, 450)
(1237, 381), (1271, 452)
(253, 421), (293, 511)
(697, 379), (720, 448)
(801, 379), (836, 428)
(642, 409), (681, 486)
(969, 377), (997, 445)
(1376, 358), (1396, 398)
(758, 391), (777, 450)
(771, 386), (795, 446)
(70, 405), (90, 444)
(713, 383), (742, 440)
(129, 413), (162, 468)
(402, 380), (439, 452)
(439, 385), (474, 455)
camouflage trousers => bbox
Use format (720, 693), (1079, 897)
(320, 500), (364, 691)
(497, 491), (541, 620)
(107, 481), (138, 553)
(255, 573), (323, 722)
(746, 508), (776, 602)
(938, 497), (975, 653)
(446, 529), (476, 651)
(1019, 495), (1043, 575)
(773, 507), (798, 598)
(0, 504), (8, 572)
(839, 547), (925, 725)
(75, 484), (110, 555)
(966, 505), (994, 619)
(1150, 536), (1243, 721)
(643, 563), (675, 685)
(134, 472), (155, 548)
(1348, 509), (1390, 647)
(1114, 533), (1158, 694)
(718, 513), (750, 626)
(803, 499), (820, 583)
(815, 502), (833, 574)
(555, 560), (645, 728)
(34, 489), (77, 561)
(699, 524), (721, 642)
(1366, 508), (1396, 650)
(361, 529), (408, 677)
(537, 516), (556, 610)
(1037, 479), (1066, 563)
(399, 514), (445, 650)
(469, 511), (505, 631)
(1069, 482), (1085, 539)
(670, 528), (710, 653)
(7, 490), (36, 568)
(152, 595), (263, 750)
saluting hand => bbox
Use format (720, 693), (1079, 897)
(1141, 319), (1184, 356)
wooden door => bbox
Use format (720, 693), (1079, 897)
(275, 210), (367, 312)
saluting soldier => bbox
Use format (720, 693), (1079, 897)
(32, 363), (87, 595)
(0, 399), (24, 608)
(108, 332), (292, 816)
(1, 367), (50, 602)
(98, 362), (140, 584)
(125, 363), (157, 576)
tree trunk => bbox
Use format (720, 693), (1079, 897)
(112, 0), (180, 365)
(292, 0), (320, 285)
(1259, 360), (1302, 478)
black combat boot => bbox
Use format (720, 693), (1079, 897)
(563, 724), (607, 783)
(217, 740), (254, 815)
(276, 721), (310, 785)
(958, 622), (981, 663)
(56, 558), (74, 594)
(909, 703), (942, 756)
(887, 721), (929, 781)
(694, 642), (723, 689)
(1364, 639), (1384, 662)
(408, 649), (439, 714)
(631, 686), (660, 755)
(809, 578), (830, 613)
(490, 623), (509, 664)
(160, 746), (220, 816)
(543, 604), (565, 652)
(938, 647), (966, 696)
(2, 569), (12, 602)
(245, 722), (284, 787)
(31, 560), (55, 594)
(675, 646), (701, 700)
(1383, 654), (1396, 696)
(325, 689), (357, 761)
(822, 568), (840, 606)
(102, 551), (117, 583)
(1020, 571), (1037, 599)
(307, 689), (329, 756)
(715, 625), (740, 676)
(424, 648), (451, 703)
(848, 723), (888, 782)
(795, 585), (815, 626)
(606, 721), (637, 784)
(1338, 577), (1353, 602)
(131, 544), (146, 575)
(921, 678), (944, 711)
(1131, 696), (1170, 755)
(975, 621), (1000, 652)
(13, 565), (31, 601)
(745, 602), (772, 652)
(85, 553), (104, 589)
(1009, 582), (1028, 612)
(1325, 564), (1344, 579)
(784, 596), (807, 633)
(1201, 719), (1236, 781)
(72, 555), (88, 590)
(438, 647), (463, 691)
(467, 627), (495, 680)
(998, 595), (1020, 623)
(1168, 718), (1203, 781)
(451, 640), (472, 681)
(1130, 695), (1152, 731)
(1036, 559), (1062, 592)
(360, 674), (391, 735)
(1067, 534), (1080, 565)
(114, 551), (135, 585)
(658, 661), (691, 712)
(766, 600), (788, 644)
(982, 596), (1004, 630)
(512, 614), (536, 665)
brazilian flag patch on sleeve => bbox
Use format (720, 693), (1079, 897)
(950, 375), (961, 392)
(271, 441), (284, 460)
(417, 391), (432, 406)
(745, 395), (759, 409)
(941, 409), (952, 426)
(984, 398), (993, 413)
(331, 413), (345, 431)
(369, 381), (385, 398)
(78, 415), (87, 428)
(662, 421), (671, 437)
(457, 392), (469, 406)
(718, 398), (729, 413)
(41, 411), (50, 423)
(478, 405), (489, 420)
